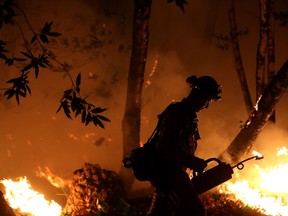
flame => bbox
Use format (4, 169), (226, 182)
(145, 53), (158, 88)
(1, 176), (62, 216)
(252, 150), (263, 158)
(220, 148), (288, 215)
(36, 166), (68, 188)
(277, 146), (288, 156)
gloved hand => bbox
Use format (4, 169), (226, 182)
(191, 157), (207, 174)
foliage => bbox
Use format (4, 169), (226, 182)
(0, 0), (110, 128)
(213, 28), (249, 51)
(275, 11), (288, 28)
(214, 8), (288, 51)
(201, 192), (266, 216)
(167, 0), (188, 12)
(75, 189), (266, 216)
(56, 73), (110, 128)
(0, 0), (16, 28)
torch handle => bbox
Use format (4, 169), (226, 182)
(193, 158), (224, 177)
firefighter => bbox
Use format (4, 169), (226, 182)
(147, 75), (222, 216)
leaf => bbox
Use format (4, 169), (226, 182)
(81, 109), (86, 123)
(63, 104), (72, 119)
(76, 73), (81, 89)
(5, 58), (14, 66)
(6, 77), (19, 84)
(93, 117), (104, 128)
(167, 0), (187, 12)
(56, 103), (62, 113)
(40, 34), (49, 43)
(34, 64), (39, 78)
(26, 85), (31, 95)
(15, 93), (20, 105)
(0, 40), (7, 46)
(41, 21), (52, 34)
(31, 34), (38, 44)
(18, 91), (26, 97)
(75, 107), (82, 117)
(4, 89), (15, 100)
(21, 52), (33, 58)
(22, 63), (33, 72)
(91, 107), (107, 114)
(13, 57), (26, 62)
(85, 113), (92, 126)
(63, 89), (73, 97)
(48, 32), (62, 37)
(0, 52), (7, 60)
(71, 96), (80, 112)
(96, 114), (110, 122)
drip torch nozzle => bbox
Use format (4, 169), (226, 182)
(232, 154), (264, 170)
(255, 155), (264, 160)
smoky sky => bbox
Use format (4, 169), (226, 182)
(0, 0), (288, 205)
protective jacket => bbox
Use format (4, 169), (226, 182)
(156, 101), (200, 172)
(148, 100), (206, 216)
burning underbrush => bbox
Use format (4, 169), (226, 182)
(0, 148), (288, 216)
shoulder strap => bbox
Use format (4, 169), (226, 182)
(147, 102), (176, 143)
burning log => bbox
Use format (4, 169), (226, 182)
(0, 191), (16, 216)
(63, 163), (127, 215)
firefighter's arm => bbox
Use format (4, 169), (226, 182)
(184, 155), (207, 173)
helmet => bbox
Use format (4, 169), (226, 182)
(186, 75), (222, 101)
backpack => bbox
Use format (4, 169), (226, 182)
(122, 103), (188, 181)
(122, 124), (159, 181)
(122, 104), (174, 181)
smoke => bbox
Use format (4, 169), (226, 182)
(0, 0), (287, 205)
(255, 123), (288, 165)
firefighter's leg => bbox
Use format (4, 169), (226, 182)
(174, 171), (206, 216)
(147, 190), (178, 216)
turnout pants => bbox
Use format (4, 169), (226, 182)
(147, 170), (206, 216)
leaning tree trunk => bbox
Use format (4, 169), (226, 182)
(119, 0), (152, 192)
(229, 0), (253, 115)
(219, 60), (288, 164)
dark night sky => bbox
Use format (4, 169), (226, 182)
(0, 0), (288, 205)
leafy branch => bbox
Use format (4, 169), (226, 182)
(213, 28), (249, 50)
(167, 0), (188, 12)
(275, 11), (288, 28)
(56, 73), (110, 128)
(0, 0), (110, 128)
(0, 0), (17, 28)
(4, 71), (30, 105)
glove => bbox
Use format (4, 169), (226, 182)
(191, 157), (207, 174)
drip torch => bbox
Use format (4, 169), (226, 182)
(191, 155), (264, 194)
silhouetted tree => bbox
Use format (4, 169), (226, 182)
(120, 0), (189, 192)
(219, 60), (288, 164)
(216, 0), (287, 163)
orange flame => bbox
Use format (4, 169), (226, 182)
(1, 176), (62, 216)
(145, 53), (159, 88)
(36, 166), (68, 188)
(220, 148), (288, 215)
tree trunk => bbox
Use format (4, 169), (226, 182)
(256, 0), (268, 100)
(267, 0), (276, 122)
(219, 60), (288, 164)
(229, 0), (253, 115)
(119, 0), (152, 192)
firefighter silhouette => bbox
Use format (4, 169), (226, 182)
(147, 75), (222, 216)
